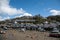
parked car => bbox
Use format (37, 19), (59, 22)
(30, 25), (38, 30)
(20, 28), (26, 32)
(49, 29), (60, 37)
(38, 27), (45, 32)
(3, 26), (8, 30)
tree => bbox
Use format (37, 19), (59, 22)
(33, 14), (44, 24)
(47, 15), (60, 22)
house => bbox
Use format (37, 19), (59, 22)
(15, 20), (36, 24)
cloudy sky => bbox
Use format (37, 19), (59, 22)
(0, 0), (60, 21)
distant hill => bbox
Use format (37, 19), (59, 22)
(0, 15), (60, 24)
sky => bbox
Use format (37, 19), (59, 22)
(0, 0), (60, 21)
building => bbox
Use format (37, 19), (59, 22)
(15, 20), (36, 24)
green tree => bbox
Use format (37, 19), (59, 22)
(47, 15), (60, 22)
(33, 14), (44, 24)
